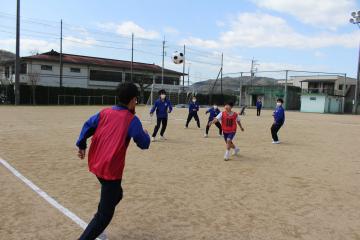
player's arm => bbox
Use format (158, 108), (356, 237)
(150, 101), (157, 116)
(209, 112), (222, 126)
(236, 115), (244, 131)
(76, 112), (100, 159)
(128, 116), (151, 149)
(168, 100), (173, 113)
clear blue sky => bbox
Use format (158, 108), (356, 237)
(0, 0), (359, 81)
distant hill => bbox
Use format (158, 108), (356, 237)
(192, 76), (281, 94)
(0, 49), (15, 63)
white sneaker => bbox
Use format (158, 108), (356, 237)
(272, 141), (280, 144)
(184, 126), (188, 129)
(218, 134), (222, 137)
(224, 151), (230, 161)
(151, 137), (156, 142)
(159, 136), (167, 140)
(204, 134), (208, 138)
(233, 147), (240, 156)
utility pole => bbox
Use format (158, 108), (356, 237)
(59, 19), (63, 88)
(187, 63), (190, 86)
(220, 53), (223, 101)
(284, 70), (288, 109)
(182, 44), (186, 88)
(161, 37), (165, 85)
(14, 0), (20, 105)
(131, 33), (134, 83)
(349, 11), (360, 114)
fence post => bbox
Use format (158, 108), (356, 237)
(102, 95), (104, 105)
(73, 95), (76, 105)
(57, 95), (60, 105)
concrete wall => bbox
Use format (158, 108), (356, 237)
(301, 94), (343, 113)
(301, 95), (326, 113)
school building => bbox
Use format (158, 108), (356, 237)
(0, 50), (185, 104)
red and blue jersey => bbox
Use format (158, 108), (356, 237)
(76, 106), (150, 180)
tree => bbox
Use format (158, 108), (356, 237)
(135, 74), (153, 104)
(27, 72), (40, 105)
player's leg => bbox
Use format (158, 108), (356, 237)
(271, 124), (281, 143)
(160, 118), (168, 138)
(79, 178), (122, 240)
(194, 112), (201, 128)
(204, 120), (211, 137)
(152, 118), (162, 138)
(215, 122), (222, 135)
(185, 112), (193, 128)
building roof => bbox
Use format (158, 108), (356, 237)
(300, 79), (337, 83)
(21, 50), (185, 76)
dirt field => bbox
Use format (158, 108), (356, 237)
(0, 105), (360, 240)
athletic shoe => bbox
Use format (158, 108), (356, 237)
(159, 136), (167, 140)
(233, 147), (240, 156)
(184, 126), (188, 129)
(218, 134), (222, 137)
(97, 232), (108, 240)
(204, 134), (208, 138)
(151, 137), (156, 142)
(272, 141), (280, 144)
(224, 151), (230, 161)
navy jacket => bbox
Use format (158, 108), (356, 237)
(256, 101), (262, 109)
(206, 107), (220, 121)
(189, 101), (199, 113)
(150, 98), (173, 119)
(273, 106), (285, 125)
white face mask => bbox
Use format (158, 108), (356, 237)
(192, 99), (196, 103)
(160, 94), (166, 99)
(213, 105), (217, 109)
(276, 102), (282, 107)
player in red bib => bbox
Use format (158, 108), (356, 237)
(209, 101), (244, 161)
(76, 83), (150, 240)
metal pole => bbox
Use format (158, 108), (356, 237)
(239, 72), (243, 107)
(342, 73), (347, 113)
(187, 63), (190, 86)
(162, 37), (165, 85)
(131, 33), (134, 83)
(353, 41), (360, 114)
(284, 70), (288, 109)
(220, 53), (223, 97)
(182, 44), (185, 88)
(14, 0), (20, 105)
(60, 19), (63, 88)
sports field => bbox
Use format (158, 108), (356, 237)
(1, 106), (360, 240)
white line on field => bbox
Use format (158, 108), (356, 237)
(0, 157), (105, 240)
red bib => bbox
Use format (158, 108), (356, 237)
(221, 111), (238, 133)
(88, 108), (134, 180)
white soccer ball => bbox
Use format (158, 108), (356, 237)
(172, 51), (184, 64)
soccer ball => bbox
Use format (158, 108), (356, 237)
(172, 51), (184, 64)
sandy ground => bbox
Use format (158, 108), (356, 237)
(0, 105), (360, 240)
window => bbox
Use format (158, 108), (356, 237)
(70, 67), (81, 73)
(338, 84), (343, 90)
(125, 73), (153, 84)
(20, 63), (27, 74)
(41, 65), (52, 71)
(155, 76), (180, 85)
(90, 70), (122, 82)
(310, 97), (316, 101)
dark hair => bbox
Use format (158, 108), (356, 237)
(226, 101), (234, 107)
(277, 98), (284, 104)
(158, 89), (166, 95)
(117, 83), (139, 105)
